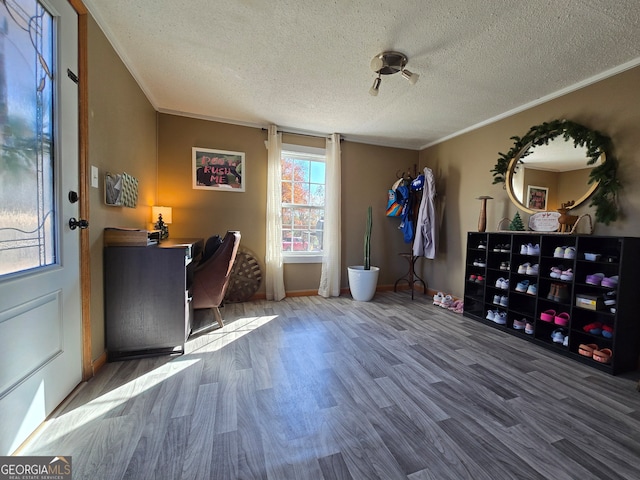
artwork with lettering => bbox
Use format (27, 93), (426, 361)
(192, 147), (245, 192)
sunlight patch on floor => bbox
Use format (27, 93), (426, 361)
(186, 315), (279, 354)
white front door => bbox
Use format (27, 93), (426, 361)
(0, 0), (82, 455)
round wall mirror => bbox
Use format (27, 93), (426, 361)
(505, 136), (603, 214)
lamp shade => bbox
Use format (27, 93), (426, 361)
(152, 206), (172, 224)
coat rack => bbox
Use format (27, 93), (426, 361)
(392, 165), (427, 299)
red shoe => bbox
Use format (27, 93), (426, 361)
(583, 322), (602, 334)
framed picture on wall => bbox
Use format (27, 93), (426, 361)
(527, 185), (548, 211)
(192, 147), (245, 192)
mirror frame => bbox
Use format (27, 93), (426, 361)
(491, 119), (621, 225)
(505, 139), (603, 214)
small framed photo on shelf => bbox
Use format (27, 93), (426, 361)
(192, 147), (245, 192)
(526, 185), (548, 211)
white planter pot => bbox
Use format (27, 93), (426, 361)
(347, 266), (380, 301)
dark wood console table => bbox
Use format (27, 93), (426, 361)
(104, 237), (204, 361)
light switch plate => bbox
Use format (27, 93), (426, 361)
(91, 165), (99, 188)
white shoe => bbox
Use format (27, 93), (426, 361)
(527, 244), (541, 256)
(560, 269), (573, 281)
(563, 247), (576, 259)
(441, 295), (453, 308)
(494, 311), (507, 325)
(433, 292), (444, 306)
(526, 264), (539, 275)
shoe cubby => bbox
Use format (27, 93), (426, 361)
(463, 232), (640, 374)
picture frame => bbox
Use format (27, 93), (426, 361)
(526, 185), (548, 211)
(192, 147), (245, 192)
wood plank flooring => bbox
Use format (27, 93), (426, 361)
(20, 292), (640, 479)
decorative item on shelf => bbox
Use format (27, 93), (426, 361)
(571, 213), (594, 234)
(348, 206), (380, 301)
(528, 211), (561, 232)
(509, 212), (525, 231)
(476, 196), (493, 232)
(490, 119), (621, 225)
(557, 200), (578, 233)
(152, 205), (172, 240)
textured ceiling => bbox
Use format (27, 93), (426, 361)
(84, 0), (640, 149)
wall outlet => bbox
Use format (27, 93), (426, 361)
(91, 166), (99, 188)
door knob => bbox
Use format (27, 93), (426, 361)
(69, 217), (89, 230)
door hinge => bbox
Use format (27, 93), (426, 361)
(67, 69), (79, 84)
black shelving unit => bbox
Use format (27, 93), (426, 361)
(463, 232), (640, 375)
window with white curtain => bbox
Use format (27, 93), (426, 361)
(281, 144), (325, 263)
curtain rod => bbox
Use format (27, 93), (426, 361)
(261, 128), (343, 141)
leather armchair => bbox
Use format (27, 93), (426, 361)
(192, 230), (241, 329)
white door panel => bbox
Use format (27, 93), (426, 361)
(0, 0), (82, 455)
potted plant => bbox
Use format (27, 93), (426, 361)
(348, 206), (380, 301)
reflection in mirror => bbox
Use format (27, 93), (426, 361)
(507, 137), (602, 214)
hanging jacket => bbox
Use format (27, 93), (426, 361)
(412, 167), (437, 258)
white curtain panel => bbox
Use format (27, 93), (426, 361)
(265, 125), (286, 301)
(318, 133), (342, 297)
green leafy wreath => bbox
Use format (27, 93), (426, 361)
(491, 119), (621, 225)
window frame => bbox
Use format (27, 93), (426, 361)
(281, 143), (326, 264)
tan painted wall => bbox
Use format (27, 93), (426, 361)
(87, 16), (157, 361)
(558, 168), (592, 207)
(419, 65), (640, 299)
(157, 114), (420, 294)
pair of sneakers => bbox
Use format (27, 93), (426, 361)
(551, 328), (569, 346)
(520, 243), (540, 255)
(515, 280), (537, 295)
(517, 262), (539, 275)
(493, 295), (508, 307)
(550, 267), (573, 280)
(433, 292), (454, 308)
(554, 246), (576, 259)
(512, 318), (534, 334)
(486, 309), (507, 325)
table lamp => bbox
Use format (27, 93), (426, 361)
(152, 206), (172, 240)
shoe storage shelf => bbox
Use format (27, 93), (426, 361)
(463, 232), (640, 375)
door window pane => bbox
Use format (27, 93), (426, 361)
(0, 1), (55, 276)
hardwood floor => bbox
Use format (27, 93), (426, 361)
(21, 292), (640, 479)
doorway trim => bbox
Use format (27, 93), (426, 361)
(68, 0), (92, 381)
